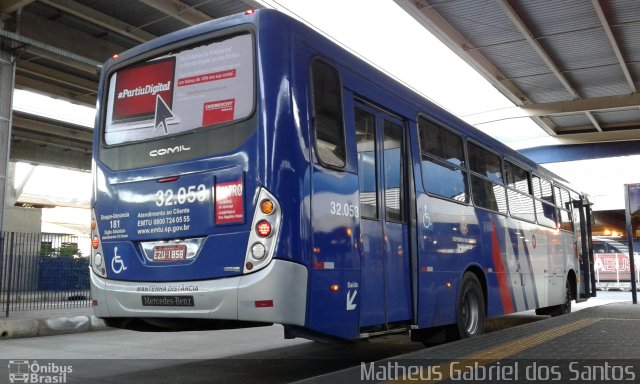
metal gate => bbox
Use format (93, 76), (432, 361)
(0, 231), (92, 316)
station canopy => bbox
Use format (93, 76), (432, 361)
(2, 0), (640, 220)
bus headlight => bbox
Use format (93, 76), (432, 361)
(94, 253), (103, 268)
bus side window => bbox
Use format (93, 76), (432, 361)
(505, 160), (535, 222)
(355, 108), (378, 219)
(569, 190), (581, 227)
(383, 120), (405, 223)
(468, 142), (507, 214)
(556, 186), (573, 231)
(539, 177), (554, 203)
(532, 175), (542, 198)
(554, 186), (562, 207)
(311, 59), (346, 169)
(505, 161), (531, 194)
(532, 175), (557, 228)
(417, 117), (468, 203)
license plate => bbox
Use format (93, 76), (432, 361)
(152, 245), (187, 261)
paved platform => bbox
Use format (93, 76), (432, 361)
(300, 302), (640, 383)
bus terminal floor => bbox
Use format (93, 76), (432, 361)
(300, 294), (640, 383)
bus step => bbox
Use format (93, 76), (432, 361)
(360, 326), (410, 339)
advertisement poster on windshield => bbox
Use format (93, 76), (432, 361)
(104, 34), (253, 145)
(111, 57), (175, 123)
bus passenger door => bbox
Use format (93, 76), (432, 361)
(355, 103), (412, 328)
(573, 197), (596, 300)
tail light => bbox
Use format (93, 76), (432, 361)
(260, 199), (274, 215)
(90, 210), (107, 278)
(244, 188), (281, 273)
(256, 220), (272, 237)
(251, 243), (266, 260)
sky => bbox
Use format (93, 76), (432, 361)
(10, 0), (637, 218)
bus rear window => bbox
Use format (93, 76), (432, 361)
(104, 33), (254, 145)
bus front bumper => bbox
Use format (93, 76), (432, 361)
(91, 259), (307, 326)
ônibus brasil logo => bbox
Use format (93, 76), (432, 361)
(8, 360), (72, 384)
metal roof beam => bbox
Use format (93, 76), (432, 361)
(9, 139), (91, 170)
(395, 0), (530, 106)
(138, 0), (211, 26)
(13, 111), (92, 135)
(17, 59), (97, 94)
(395, 0), (558, 136)
(15, 74), (96, 106)
(496, 0), (607, 133)
(12, 127), (91, 150)
(497, 0), (580, 100)
(40, 0), (156, 44)
(11, 112), (92, 159)
(585, 111), (603, 132)
(20, 46), (97, 75)
(592, 0), (637, 93)
(519, 140), (640, 164)
(0, 0), (34, 17)
(510, 129), (640, 151)
(0, 27), (102, 71)
(520, 93), (640, 116)
(16, 11), (123, 64)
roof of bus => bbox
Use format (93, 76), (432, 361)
(100, 8), (586, 198)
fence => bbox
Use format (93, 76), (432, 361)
(0, 231), (92, 316)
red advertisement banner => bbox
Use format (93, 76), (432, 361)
(177, 69), (236, 87)
(215, 177), (244, 224)
(202, 99), (235, 126)
(112, 57), (176, 121)
(595, 253), (638, 281)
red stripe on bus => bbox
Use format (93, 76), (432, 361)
(490, 220), (515, 314)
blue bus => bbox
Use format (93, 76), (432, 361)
(90, 9), (595, 342)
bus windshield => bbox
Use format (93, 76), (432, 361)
(104, 33), (254, 146)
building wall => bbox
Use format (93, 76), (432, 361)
(2, 206), (42, 233)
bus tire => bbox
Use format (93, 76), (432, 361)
(456, 272), (485, 338)
(535, 280), (572, 317)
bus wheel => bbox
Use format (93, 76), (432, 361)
(558, 280), (572, 315)
(456, 273), (485, 338)
(536, 280), (572, 317)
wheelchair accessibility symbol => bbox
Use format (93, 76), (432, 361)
(111, 247), (127, 274)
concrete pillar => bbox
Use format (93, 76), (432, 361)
(1, 161), (42, 233)
(0, 48), (16, 234)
